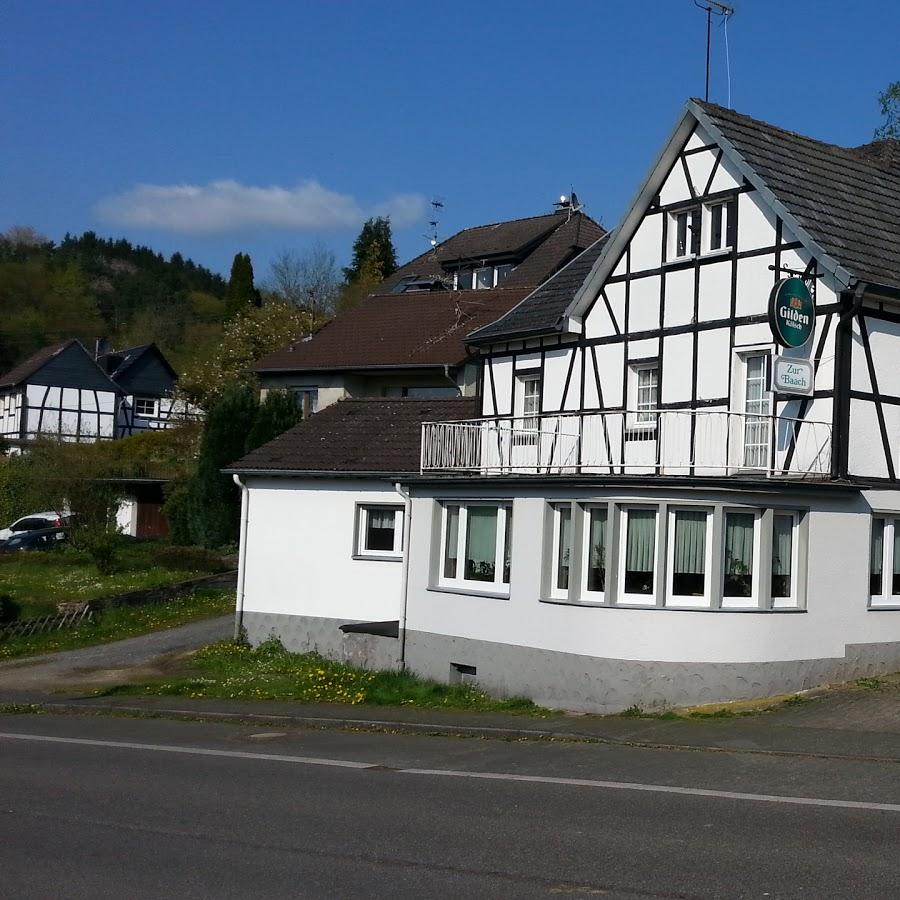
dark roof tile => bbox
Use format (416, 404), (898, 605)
(228, 397), (477, 474)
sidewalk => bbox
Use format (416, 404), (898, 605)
(4, 679), (899, 763)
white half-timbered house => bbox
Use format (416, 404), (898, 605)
(230, 100), (900, 712)
(0, 340), (122, 449)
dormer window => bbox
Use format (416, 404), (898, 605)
(455, 270), (473, 290)
(453, 263), (516, 290)
(474, 266), (494, 289)
(496, 263), (514, 284)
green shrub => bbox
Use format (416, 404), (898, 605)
(150, 544), (227, 574)
(78, 528), (120, 576)
(0, 595), (21, 624)
(162, 483), (192, 546)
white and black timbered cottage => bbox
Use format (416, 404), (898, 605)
(0, 339), (122, 449)
(228, 100), (900, 713)
(97, 343), (187, 436)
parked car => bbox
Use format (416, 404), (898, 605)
(0, 511), (69, 542)
(0, 527), (68, 552)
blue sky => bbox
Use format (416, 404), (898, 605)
(2, 0), (898, 281)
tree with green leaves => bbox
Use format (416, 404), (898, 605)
(245, 390), (302, 453)
(225, 252), (262, 317)
(875, 81), (900, 140)
(342, 217), (397, 284)
(187, 383), (260, 548)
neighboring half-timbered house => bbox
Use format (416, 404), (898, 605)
(229, 100), (900, 713)
(97, 343), (188, 435)
(0, 340), (121, 449)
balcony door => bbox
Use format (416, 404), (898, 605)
(510, 373), (541, 471)
(741, 353), (771, 470)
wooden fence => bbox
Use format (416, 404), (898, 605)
(0, 604), (93, 641)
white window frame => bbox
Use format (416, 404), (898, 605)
(627, 363), (659, 431)
(702, 199), (735, 254)
(770, 510), (801, 610)
(438, 501), (512, 593)
(291, 387), (319, 418)
(868, 515), (900, 608)
(721, 507), (763, 608)
(495, 263), (514, 284)
(665, 506), (714, 608)
(356, 504), (404, 559)
(134, 397), (158, 418)
(582, 503), (609, 602)
(514, 373), (542, 445)
(669, 206), (700, 260)
(730, 348), (773, 471)
(549, 503), (573, 600)
(473, 266), (494, 290)
(616, 505), (660, 606)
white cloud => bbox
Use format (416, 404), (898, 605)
(95, 179), (426, 234)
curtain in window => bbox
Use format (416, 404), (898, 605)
(626, 510), (655, 572)
(725, 513), (754, 574)
(588, 508), (607, 592)
(443, 506), (460, 579)
(870, 518), (884, 595)
(503, 506), (512, 584)
(365, 508), (395, 552)
(556, 505), (572, 591)
(673, 511), (706, 575)
(893, 523), (900, 596)
(772, 516), (793, 577)
(465, 507), (498, 582)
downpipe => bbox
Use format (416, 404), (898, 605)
(232, 474), (250, 641)
(394, 481), (412, 670)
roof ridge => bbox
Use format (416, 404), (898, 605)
(451, 210), (568, 234)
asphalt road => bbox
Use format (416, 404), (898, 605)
(1, 713), (898, 899)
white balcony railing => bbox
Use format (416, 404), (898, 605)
(421, 410), (833, 478)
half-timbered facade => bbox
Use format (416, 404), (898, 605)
(230, 100), (900, 713)
(0, 340), (121, 448)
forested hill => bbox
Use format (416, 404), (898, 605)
(0, 229), (228, 375)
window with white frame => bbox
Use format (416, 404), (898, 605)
(134, 397), (158, 418)
(670, 206), (701, 259)
(550, 503), (573, 597)
(741, 353), (771, 469)
(869, 516), (900, 605)
(704, 198), (737, 253)
(722, 510), (758, 603)
(514, 373), (542, 445)
(584, 505), (608, 597)
(771, 511), (800, 607)
(495, 263), (514, 284)
(357, 505), (403, 558)
(666, 508), (712, 605)
(440, 502), (512, 591)
(627, 364), (659, 430)
(619, 507), (658, 601)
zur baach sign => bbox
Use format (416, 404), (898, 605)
(769, 277), (815, 349)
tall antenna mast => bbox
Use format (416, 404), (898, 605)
(693, 1), (734, 102)
(426, 199), (444, 249)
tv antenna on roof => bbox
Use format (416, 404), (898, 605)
(426, 198), (444, 249)
(554, 189), (584, 221)
(693, 1), (734, 104)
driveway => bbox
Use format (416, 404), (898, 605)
(0, 615), (232, 694)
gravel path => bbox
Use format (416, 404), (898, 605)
(0, 615), (232, 692)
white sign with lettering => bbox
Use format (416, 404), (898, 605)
(773, 357), (814, 396)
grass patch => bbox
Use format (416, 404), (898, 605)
(0, 588), (234, 661)
(106, 639), (542, 714)
(0, 539), (230, 618)
(855, 677), (885, 691)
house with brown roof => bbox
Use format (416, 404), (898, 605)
(252, 206), (604, 415)
(229, 100), (900, 714)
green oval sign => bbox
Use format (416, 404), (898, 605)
(769, 277), (814, 348)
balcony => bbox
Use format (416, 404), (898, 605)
(421, 410), (833, 479)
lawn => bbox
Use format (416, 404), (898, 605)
(107, 639), (543, 714)
(0, 588), (235, 661)
(0, 540), (231, 619)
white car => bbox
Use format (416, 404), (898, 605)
(0, 511), (67, 542)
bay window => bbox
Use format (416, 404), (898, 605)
(439, 502), (512, 592)
(667, 508), (712, 605)
(869, 516), (900, 607)
(619, 507), (657, 602)
(771, 512), (798, 606)
(550, 504), (573, 597)
(585, 506), (608, 596)
(723, 511), (757, 604)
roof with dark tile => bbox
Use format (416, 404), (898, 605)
(98, 343), (177, 380)
(227, 397), (477, 475)
(695, 100), (900, 291)
(252, 287), (532, 372)
(467, 235), (611, 343)
(0, 340), (77, 388)
(379, 210), (604, 293)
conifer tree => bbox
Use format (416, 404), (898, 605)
(245, 390), (302, 453)
(342, 217), (398, 284)
(225, 252), (262, 317)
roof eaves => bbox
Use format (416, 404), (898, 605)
(223, 467), (416, 479)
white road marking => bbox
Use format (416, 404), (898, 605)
(2, 730), (899, 813)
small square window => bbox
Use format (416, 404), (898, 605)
(705, 199), (737, 253)
(495, 263), (514, 284)
(357, 505), (403, 558)
(134, 397), (158, 418)
(670, 207), (700, 258)
(627, 364), (658, 432)
(474, 266), (494, 289)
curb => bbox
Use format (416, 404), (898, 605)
(20, 699), (900, 764)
